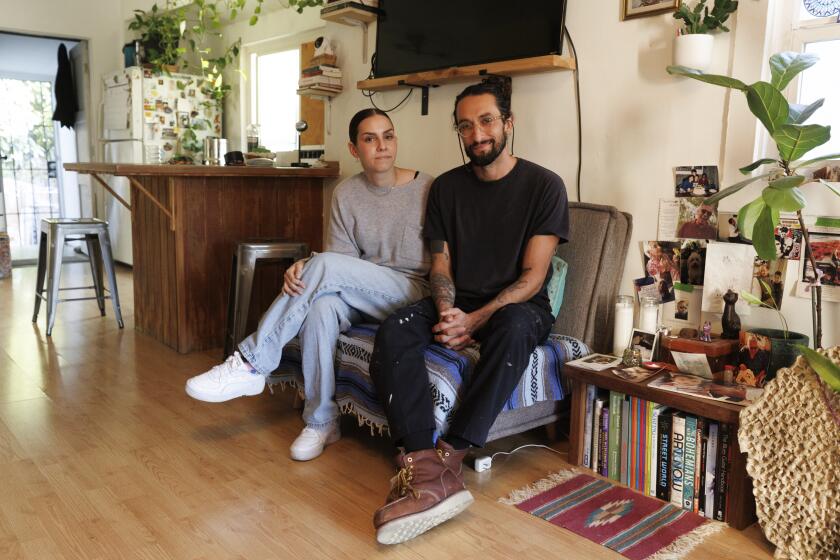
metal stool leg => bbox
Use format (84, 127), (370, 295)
(32, 231), (48, 323)
(224, 252), (238, 358)
(45, 228), (65, 336)
(97, 228), (124, 329)
(86, 234), (106, 316)
(232, 246), (258, 353)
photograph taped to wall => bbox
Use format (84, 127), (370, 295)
(676, 197), (718, 240)
(775, 217), (803, 260)
(663, 282), (701, 326)
(674, 165), (720, 197)
(718, 211), (749, 243)
(634, 275), (663, 303)
(796, 233), (840, 302)
(679, 240), (707, 286)
(750, 257), (787, 308)
(622, 0), (680, 19)
(701, 241), (755, 313)
(641, 240), (681, 302)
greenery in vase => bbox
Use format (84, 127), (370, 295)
(674, 0), (739, 35)
(667, 52), (840, 349)
(128, 3), (185, 69)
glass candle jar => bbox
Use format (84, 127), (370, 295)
(613, 295), (634, 357)
(639, 296), (660, 333)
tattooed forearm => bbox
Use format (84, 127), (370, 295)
(494, 268), (534, 305)
(431, 272), (456, 310)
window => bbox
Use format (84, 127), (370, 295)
(247, 47), (300, 152)
(788, 2), (840, 157)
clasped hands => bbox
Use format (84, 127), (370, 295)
(432, 308), (486, 351)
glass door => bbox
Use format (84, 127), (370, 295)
(0, 78), (62, 262)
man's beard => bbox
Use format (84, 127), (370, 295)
(465, 133), (507, 167)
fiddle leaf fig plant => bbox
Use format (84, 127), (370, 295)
(667, 52), (840, 349)
(674, 0), (739, 34)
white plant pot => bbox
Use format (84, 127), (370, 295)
(673, 34), (714, 71)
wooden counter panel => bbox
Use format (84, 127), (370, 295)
(131, 175), (179, 349)
(66, 162), (339, 178)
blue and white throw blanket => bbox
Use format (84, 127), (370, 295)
(270, 324), (591, 436)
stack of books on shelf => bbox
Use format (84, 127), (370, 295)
(298, 56), (342, 97)
(583, 386), (734, 522)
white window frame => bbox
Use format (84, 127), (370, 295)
(239, 29), (322, 151)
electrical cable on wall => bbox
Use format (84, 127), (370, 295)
(564, 26), (583, 202)
(361, 53), (414, 113)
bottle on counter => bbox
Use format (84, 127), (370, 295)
(246, 123), (260, 153)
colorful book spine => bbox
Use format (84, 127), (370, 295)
(704, 422), (719, 519)
(620, 396), (630, 485)
(582, 385), (596, 469)
(714, 423), (732, 521)
(648, 404), (665, 497)
(670, 413), (686, 508)
(656, 411), (673, 501)
(636, 398), (648, 492)
(695, 417), (706, 513)
(592, 398), (604, 473)
(682, 415), (698, 510)
(629, 397), (638, 489)
(599, 406), (610, 477)
(608, 392), (623, 481)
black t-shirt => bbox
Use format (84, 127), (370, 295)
(424, 158), (569, 313)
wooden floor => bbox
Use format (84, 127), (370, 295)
(0, 264), (775, 559)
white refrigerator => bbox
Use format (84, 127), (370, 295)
(101, 67), (221, 264)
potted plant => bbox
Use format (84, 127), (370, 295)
(672, 0), (739, 70)
(128, 3), (184, 71)
(667, 52), (839, 354)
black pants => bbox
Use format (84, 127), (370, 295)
(369, 297), (554, 448)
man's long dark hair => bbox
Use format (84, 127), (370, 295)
(452, 76), (512, 124)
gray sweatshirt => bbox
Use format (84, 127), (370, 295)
(326, 171), (433, 281)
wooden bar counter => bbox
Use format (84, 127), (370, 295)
(64, 163), (339, 353)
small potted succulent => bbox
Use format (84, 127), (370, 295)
(673, 0), (739, 70)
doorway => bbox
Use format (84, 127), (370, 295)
(0, 32), (88, 264)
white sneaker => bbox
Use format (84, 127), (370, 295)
(185, 351), (265, 402)
(290, 423), (341, 461)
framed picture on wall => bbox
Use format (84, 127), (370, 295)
(622, 0), (680, 20)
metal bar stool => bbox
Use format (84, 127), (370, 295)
(224, 240), (309, 357)
(33, 218), (124, 336)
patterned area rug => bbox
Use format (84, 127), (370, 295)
(502, 470), (724, 560)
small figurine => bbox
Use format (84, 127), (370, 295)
(699, 321), (712, 342)
(721, 289), (741, 339)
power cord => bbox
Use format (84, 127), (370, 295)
(361, 52), (414, 113)
(564, 25), (583, 203)
(474, 443), (565, 472)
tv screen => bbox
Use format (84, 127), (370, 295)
(374, 1), (568, 78)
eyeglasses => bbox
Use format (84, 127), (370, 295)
(454, 114), (506, 137)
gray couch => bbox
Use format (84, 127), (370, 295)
(274, 202), (632, 442)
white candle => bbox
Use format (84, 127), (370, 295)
(613, 295), (634, 356)
(639, 297), (659, 333)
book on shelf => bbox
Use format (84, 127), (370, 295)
(682, 415), (698, 510)
(714, 423), (732, 522)
(297, 86), (343, 96)
(608, 391), (623, 481)
(299, 76), (342, 87)
(599, 405), (610, 477)
(695, 417), (706, 513)
(582, 385), (596, 469)
(670, 412), (686, 508)
(648, 404), (667, 497)
(620, 395), (630, 485)
(704, 422), (719, 519)
(301, 66), (342, 77)
(656, 410), (673, 501)
(592, 397), (604, 473)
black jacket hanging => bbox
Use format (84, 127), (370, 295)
(52, 43), (79, 129)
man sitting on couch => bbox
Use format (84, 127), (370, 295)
(368, 77), (570, 545)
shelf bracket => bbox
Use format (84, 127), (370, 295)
(397, 81), (437, 116)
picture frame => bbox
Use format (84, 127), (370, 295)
(629, 328), (659, 361)
(622, 0), (680, 20)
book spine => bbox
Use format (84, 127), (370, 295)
(656, 412), (672, 501)
(620, 396), (630, 485)
(648, 405), (663, 497)
(695, 417), (706, 513)
(682, 415), (697, 510)
(670, 413), (686, 508)
(644, 401), (654, 496)
(608, 391), (623, 481)
(592, 398), (604, 473)
(704, 422), (719, 519)
(637, 398), (647, 492)
(582, 385), (596, 469)
(599, 406), (610, 477)
(714, 423), (732, 521)
(629, 397), (637, 489)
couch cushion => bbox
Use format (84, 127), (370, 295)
(270, 325), (590, 436)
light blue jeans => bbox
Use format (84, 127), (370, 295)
(238, 252), (428, 427)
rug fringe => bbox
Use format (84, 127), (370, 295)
(499, 469), (580, 505)
(643, 519), (727, 560)
(338, 401), (390, 437)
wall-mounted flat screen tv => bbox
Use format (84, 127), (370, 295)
(374, 0), (568, 78)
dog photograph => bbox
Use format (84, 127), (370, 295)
(679, 240), (707, 286)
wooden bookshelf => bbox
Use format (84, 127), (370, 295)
(357, 54), (576, 92)
(564, 363), (757, 530)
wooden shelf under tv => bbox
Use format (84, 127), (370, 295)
(320, 5), (378, 25)
(563, 363), (757, 531)
(356, 54), (576, 92)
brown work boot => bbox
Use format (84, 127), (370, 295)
(435, 438), (469, 482)
(374, 447), (474, 545)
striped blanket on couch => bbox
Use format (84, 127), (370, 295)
(270, 324), (590, 435)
